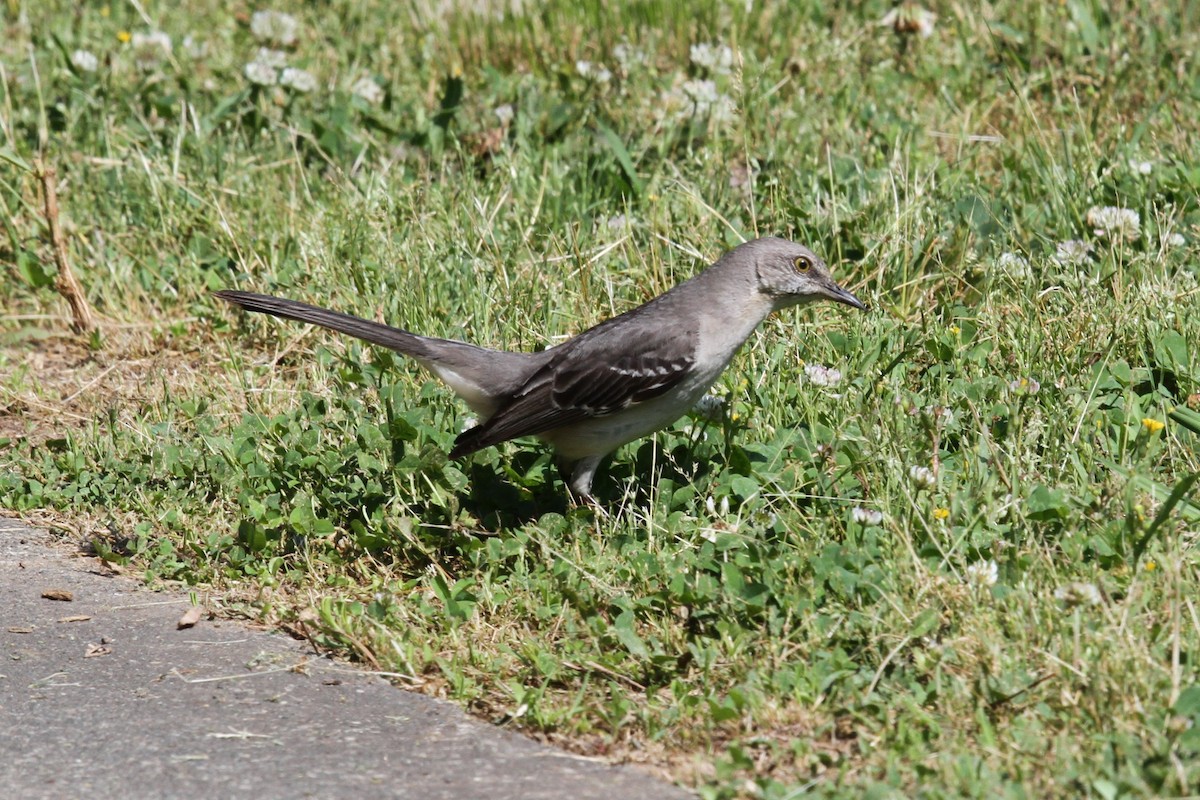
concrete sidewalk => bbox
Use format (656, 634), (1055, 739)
(0, 517), (692, 799)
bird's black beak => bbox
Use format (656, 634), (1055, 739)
(830, 283), (868, 311)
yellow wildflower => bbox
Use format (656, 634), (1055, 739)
(1142, 418), (1165, 434)
(933, 507), (950, 520)
(949, 325), (960, 335)
(1144, 560), (1157, 572)
(117, 30), (131, 43)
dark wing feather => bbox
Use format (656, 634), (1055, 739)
(450, 319), (697, 457)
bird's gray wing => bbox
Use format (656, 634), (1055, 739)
(449, 318), (697, 457)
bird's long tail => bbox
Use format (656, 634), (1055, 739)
(213, 290), (433, 358)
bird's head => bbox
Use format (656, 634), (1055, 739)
(743, 237), (867, 312)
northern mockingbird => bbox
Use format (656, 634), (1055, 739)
(216, 237), (866, 499)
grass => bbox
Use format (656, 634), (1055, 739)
(4, 0), (1200, 796)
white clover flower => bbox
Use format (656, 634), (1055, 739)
(1054, 581), (1103, 607)
(689, 42), (734, 75)
(603, 213), (630, 231)
(253, 47), (289, 68)
(1165, 232), (1187, 247)
(1087, 206), (1140, 241)
(683, 78), (719, 105)
(351, 77), (384, 104)
(71, 49), (99, 73)
(1054, 239), (1093, 266)
(1008, 377), (1041, 395)
(681, 79), (736, 122)
(909, 465), (936, 489)
(692, 393), (725, 421)
(575, 60), (593, 77)
(613, 40), (647, 72)
(804, 363), (843, 387)
(594, 66), (612, 83)
(851, 507), (883, 526)
(182, 35), (208, 59)
(244, 61), (278, 86)
(132, 31), (172, 71)
(250, 10), (299, 46)
(996, 251), (1030, 278)
(1128, 159), (1153, 175)
(280, 67), (317, 93)
(705, 495), (731, 518)
(964, 560), (998, 587)
(880, 4), (937, 37)
(494, 104), (514, 125)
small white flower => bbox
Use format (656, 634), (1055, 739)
(351, 77), (384, 104)
(1165, 232), (1186, 247)
(494, 104), (514, 125)
(880, 4), (937, 37)
(575, 60), (593, 77)
(244, 61), (278, 86)
(71, 49), (99, 73)
(909, 465), (936, 489)
(851, 507), (883, 526)
(689, 42), (734, 75)
(681, 79), (736, 122)
(594, 66), (612, 83)
(803, 363), (843, 387)
(1054, 239), (1093, 266)
(1128, 159), (1153, 175)
(1054, 581), (1103, 607)
(613, 41), (647, 72)
(996, 252), (1030, 278)
(131, 31), (172, 71)
(705, 495), (731, 518)
(1008, 377), (1041, 395)
(964, 560), (998, 587)
(1087, 206), (1140, 241)
(280, 67), (317, 93)
(604, 213), (630, 231)
(692, 394), (725, 421)
(253, 47), (289, 68)
(250, 10), (299, 46)
(182, 35), (208, 59)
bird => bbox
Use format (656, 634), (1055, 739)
(215, 237), (866, 500)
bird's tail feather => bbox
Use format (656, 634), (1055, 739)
(214, 290), (431, 358)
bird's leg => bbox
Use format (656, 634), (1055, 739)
(556, 454), (605, 508)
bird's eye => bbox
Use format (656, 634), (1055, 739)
(793, 255), (812, 272)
